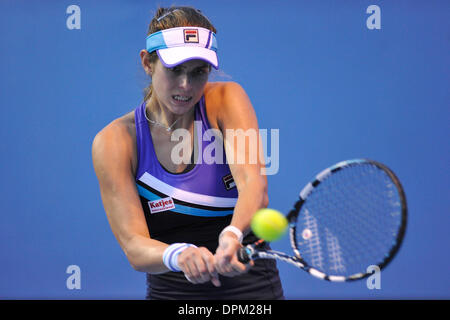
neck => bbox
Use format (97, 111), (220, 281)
(145, 98), (195, 131)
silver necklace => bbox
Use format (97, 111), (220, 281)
(144, 108), (182, 132)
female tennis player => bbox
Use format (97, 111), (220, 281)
(92, 6), (284, 299)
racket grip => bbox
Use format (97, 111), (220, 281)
(237, 247), (251, 264)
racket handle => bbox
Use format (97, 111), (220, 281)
(237, 247), (251, 263)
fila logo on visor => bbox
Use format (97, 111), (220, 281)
(148, 197), (176, 214)
(184, 29), (199, 43)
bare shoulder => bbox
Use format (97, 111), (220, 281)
(204, 81), (252, 130)
(204, 81), (248, 103)
(92, 111), (135, 151)
(92, 111), (137, 176)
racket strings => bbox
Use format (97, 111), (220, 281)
(296, 163), (403, 277)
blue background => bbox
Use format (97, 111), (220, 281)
(0, 0), (448, 299)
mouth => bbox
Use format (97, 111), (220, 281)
(172, 95), (192, 103)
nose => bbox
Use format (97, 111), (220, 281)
(178, 73), (192, 90)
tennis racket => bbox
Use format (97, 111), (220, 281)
(238, 159), (407, 282)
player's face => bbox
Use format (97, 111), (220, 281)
(151, 59), (210, 115)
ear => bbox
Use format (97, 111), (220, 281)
(140, 50), (153, 76)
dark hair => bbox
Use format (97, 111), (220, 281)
(143, 6), (217, 102)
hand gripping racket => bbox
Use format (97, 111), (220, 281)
(238, 159), (407, 282)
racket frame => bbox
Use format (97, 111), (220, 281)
(241, 158), (408, 282)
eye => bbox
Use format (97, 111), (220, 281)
(168, 66), (182, 74)
(194, 67), (209, 76)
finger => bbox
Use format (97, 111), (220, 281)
(193, 255), (215, 284)
(214, 256), (231, 274)
(202, 251), (221, 287)
(178, 248), (197, 281)
(231, 256), (248, 273)
(213, 250), (225, 274)
(184, 262), (200, 284)
(193, 248), (219, 284)
(217, 260), (234, 275)
(210, 275), (221, 287)
(218, 254), (232, 269)
(181, 253), (203, 284)
(219, 248), (234, 264)
(230, 263), (246, 274)
(219, 255), (253, 277)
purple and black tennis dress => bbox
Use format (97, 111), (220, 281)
(134, 97), (284, 300)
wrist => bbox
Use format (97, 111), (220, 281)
(162, 243), (197, 272)
(219, 225), (243, 244)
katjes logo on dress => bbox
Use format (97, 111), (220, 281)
(148, 197), (175, 214)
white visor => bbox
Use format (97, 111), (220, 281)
(146, 26), (219, 69)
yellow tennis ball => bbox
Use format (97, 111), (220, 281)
(251, 208), (288, 242)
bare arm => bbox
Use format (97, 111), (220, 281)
(92, 120), (220, 286)
(92, 121), (169, 274)
(219, 82), (269, 233)
(209, 82), (268, 275)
